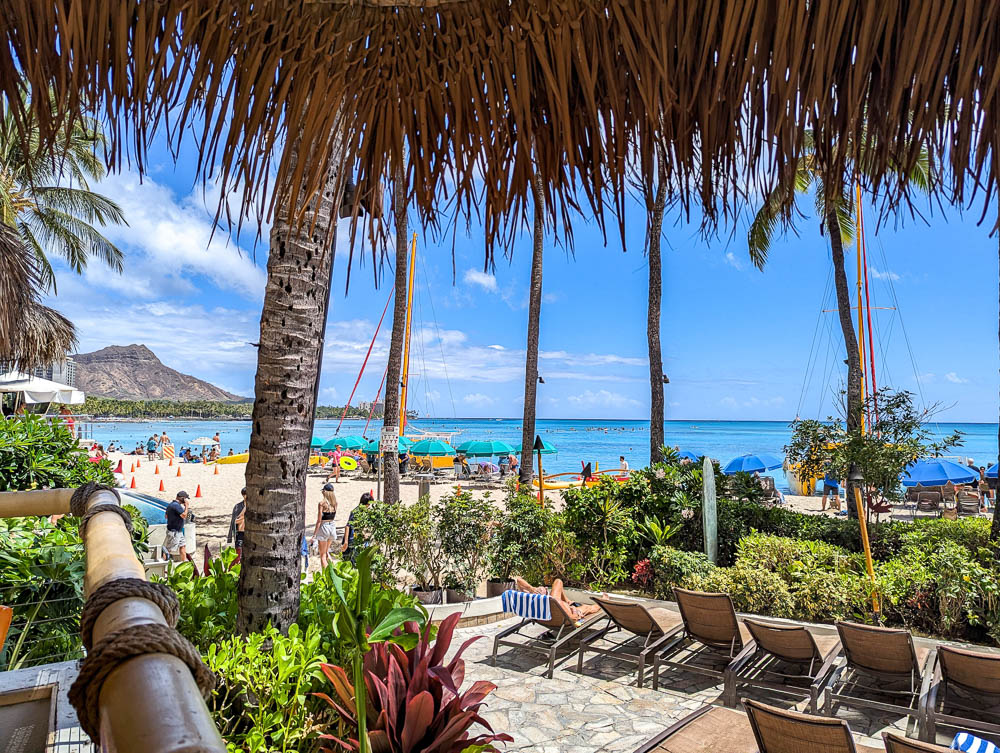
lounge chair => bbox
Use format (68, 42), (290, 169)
(882, 732), (952, 753)
(631, 699), (883, 753)
(956, 492), (982, 517)
(921, 644), (1000, 744)
(575, 596), (684, 687)
(491, 593), (602, 679)
(650, 588), (750, 692)
(724, 618), (842, 712)
(916, 492), (942, 515)
(822, 621), (933, 732)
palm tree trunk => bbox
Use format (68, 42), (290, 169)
(519, 175), (545, 485)
(647, 165), (668, 464)
(826, 205), (863, 517)
(238, 145), (339, 635)
(381, 184), (408, 504)
(992, 204), (1000, 542)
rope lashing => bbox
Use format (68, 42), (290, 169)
(79, 578), (179, 651)
(71, 482), (133, 537)
(69, 622), (215, 741)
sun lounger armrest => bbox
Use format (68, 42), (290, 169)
(579, 620), (613, 648)
(810, 640), (844, 693)
(919, 651), (943, 741)
(641, 623), (687, 659)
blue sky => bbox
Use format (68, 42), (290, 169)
(43, 134), (999, 421)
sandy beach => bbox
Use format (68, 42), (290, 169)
(109, 452), (840, 572)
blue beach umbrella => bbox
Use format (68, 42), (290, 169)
(408, 439), (456, 457)
(456, 439), (516, 457)
(901, 458), (978, 487)
(987, 463), (999, 479)
(676, 450), (700, 462)
(513, 440), (558, 455)
(722, 453), (783, 475)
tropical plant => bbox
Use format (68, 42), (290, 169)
(518, 174), (545, 485)
(0, 414), (114, 491)
(437, 489), (499, 595)
(487, 483), (554, 582)
(647, 546), (716, 598)
(316, 612), (513, 753)
(0, 90), (125, 290)
(747, 129), (932, 437)
(561, 479), (639, 587)
(160, 549), (241, 650)
(343, 500), (410, 587)
(205, 623), (329, 753)
(638, 515), (679, 548)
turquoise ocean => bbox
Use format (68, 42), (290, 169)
(89, 418), (998, 493)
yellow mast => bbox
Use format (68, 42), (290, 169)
(399, 231), (418, 436)
(855, 184), (866, 436)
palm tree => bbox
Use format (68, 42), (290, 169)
(0, 92), (125, 291)
(381, 182), (409, 505)
(236, 143), (341, 635)
(519, 175), (545, 486)
(646, 157), (668, 464)
(747, 133), (930, 438)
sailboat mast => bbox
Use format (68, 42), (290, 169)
(855, 184), (867, 436)
(399, 231), (418, 436)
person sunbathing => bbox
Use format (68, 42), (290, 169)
(513, 576), (601, 621)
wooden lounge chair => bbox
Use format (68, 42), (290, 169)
(822, 622), (933, 732)
(491, 596), (602, 679)
(631, 699), (882, 753)
(576, 596), (684, 687)
(882, 732), (952, 753)
(724, 618), (842, 712)
(651, 588), (750, 691)
(921, 644), (1000, 744)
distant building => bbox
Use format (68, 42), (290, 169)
(33, 357), (76, 387)
(358, 400), (384, 415)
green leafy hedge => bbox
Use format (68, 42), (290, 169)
(0, 414), (114, 491)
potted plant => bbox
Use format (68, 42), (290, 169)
(485, 485), (552, 597)
(401, 496), (446, 604)
(436, 489), (499, 602)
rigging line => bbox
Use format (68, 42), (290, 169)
(817, 292), (842, 419)
(363, 364), (389, 438)
(414, 276), (434, 417)
(418, 254), (457, 418)
(796, 264), (835, 419)
(336, 289), (393, 435)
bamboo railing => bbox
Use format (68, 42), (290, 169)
(0, 487), (225, 752)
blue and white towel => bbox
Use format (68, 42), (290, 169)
(952, 732), (1000, 753)
(501, 590), (551, 621)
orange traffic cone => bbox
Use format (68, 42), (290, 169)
(169, 457), (174, 466)
(130, 476), (137, 489)
(130, 463), (135, 473)
(176, 467), (182, 477)
(213, 465), (219, 475)
(158, 480), (165, 492)
(195, 485), (202, 498)
(154, 465), (160, 475)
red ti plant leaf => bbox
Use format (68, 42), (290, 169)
(400, 690), (434, 753)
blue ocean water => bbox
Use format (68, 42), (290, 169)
(89, 417), (998, 492)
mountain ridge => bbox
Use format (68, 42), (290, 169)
(74, 344), (245, 401)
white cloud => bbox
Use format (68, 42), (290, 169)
(463, 269), (498, 292)
(566, 390), (640, 409)
(724, 251), (745, 271)
(945, 372), (968, 384)
(462, 393), (496, 405)
(871, 267), (900, 281)
(487, 344), (505, 351)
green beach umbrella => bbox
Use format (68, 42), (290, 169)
(310, 436), (325, 448)
(322, 435), (365, 451)
(408, 439), (456, 456)
(456, 439), (516, 457)
(514, 439), (557, 455)
(398, 436), (414, 449)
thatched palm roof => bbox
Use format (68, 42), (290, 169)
(2, 1), (999, 259)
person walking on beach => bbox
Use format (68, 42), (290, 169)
(342, 491), (373, 562)
(311, 483), (339, 570)
(164, 490), (190, 563)
(821, 471), (841, 511)
(227, 487), (246, 558)
(979, 467), (992, 511)
(326, 444), (343, 482)
(147, 435), (159, 461)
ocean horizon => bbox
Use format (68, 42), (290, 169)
(89, 417), (998, 492)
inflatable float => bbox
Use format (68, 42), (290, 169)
(216, 452), (249, 465)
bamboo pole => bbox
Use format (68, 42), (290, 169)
(0, 488), (74, 517)
(1, 488), (225, 752)
(849, 470), (880, 614)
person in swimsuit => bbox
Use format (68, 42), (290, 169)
(513, 576), (600, 621)
(311, 483), (339, 569)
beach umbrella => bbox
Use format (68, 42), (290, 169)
(676, 450), (700, 462)
(408, 439), (456, 456)
(322, 436), (365, 451)
(513, 439), (557, 455)
(398, 436), (414, 449)
(987, 463), (998, 479)
(722, 453), (783, 475)
(456, 439), (516, 457)
(310, 436), (324, 448)
(901, 458), (979, 487)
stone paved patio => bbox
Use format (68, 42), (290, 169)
(455, 618), (919, 753)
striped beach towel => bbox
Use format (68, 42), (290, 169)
(501, 590), (551, 621)
(952, 733), (1000, 753)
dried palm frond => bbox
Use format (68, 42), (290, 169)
(1, 0), (999, 268)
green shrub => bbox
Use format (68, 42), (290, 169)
(735, 532), (861, 579)
(687, 565), (795, 619)
(346, 499), (410, 587)
(561, 479), (639, 587)
(648, 546), (715, 598)
(162, 549), (240, 650)
(436, 489), (499, 594)
(895, 518), (993, 567)
(925, 541), (1000, 641)
(521, 512), (585, 587)
(488, 484), (554, 582)
(788, 570), (869, 623)
(0, 414), (114, 491)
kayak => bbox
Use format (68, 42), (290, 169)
(216, 452), (249, 465)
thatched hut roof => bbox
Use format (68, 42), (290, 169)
(2, 1), (999, 260)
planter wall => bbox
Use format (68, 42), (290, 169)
(486, 579), (515, 598)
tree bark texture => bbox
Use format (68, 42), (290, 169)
(826, 205), (863, 518)
(993, 204), (1000, 542)
(238, 146), (339, 635)
(647, 167), (668, 465)
(519, 175), (545, 485)
(381, 187), (408, 504)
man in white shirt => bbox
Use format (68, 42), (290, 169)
(620, 456), (630, 473)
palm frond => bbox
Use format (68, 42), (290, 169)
(26, 207), (125, 274)
(32, 186), (126, 226)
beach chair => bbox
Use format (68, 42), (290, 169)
(631, 699), (883, 753)
(882, 732), (953, 753)
(821, 622), (933, 732)
(921, 645), (1000, 744)
(916, 492), (943, 516)
(724, 618), (842, 712)
(492, 590), (602, 679)
(956, 492), (982, 516)
(650, 588), (750, 692)
(575, 596), (684, 687)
